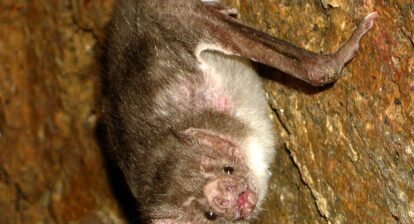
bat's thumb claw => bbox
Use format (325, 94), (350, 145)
(365, 11), (379, 21)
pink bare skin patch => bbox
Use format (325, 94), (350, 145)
(168, 76), (233, 113)
(237, 189), (257, 218)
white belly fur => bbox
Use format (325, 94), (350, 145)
(199, 51), (276, 206)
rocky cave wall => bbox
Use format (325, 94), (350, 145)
(0, 0), (412, 223)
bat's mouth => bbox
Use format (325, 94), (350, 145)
(236, 188), (257, 219)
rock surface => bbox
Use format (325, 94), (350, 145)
(0, 1), (125, 223)
(224, 0), (413, 223)
(0, 0), (412, 223)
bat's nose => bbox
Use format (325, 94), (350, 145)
(213, 197), (231, 208)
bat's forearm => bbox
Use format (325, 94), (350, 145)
(201, 7), (378, 85)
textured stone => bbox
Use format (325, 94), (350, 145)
(224, 0), (413, 223)
(0, 0), (412, 224)
(0, 0), (125, 223)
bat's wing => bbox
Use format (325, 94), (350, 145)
(197, 3), (378, 86)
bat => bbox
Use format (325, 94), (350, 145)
(102, 0), (378, 223)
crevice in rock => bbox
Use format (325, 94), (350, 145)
(272, 107), (292, 135)
(284, 145), (330, 222)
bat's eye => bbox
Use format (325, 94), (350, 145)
(223, 165), (234, 175)
(204, 210), (217, 220)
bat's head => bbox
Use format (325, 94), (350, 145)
(150, 128), (258, 223)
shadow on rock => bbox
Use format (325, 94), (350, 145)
(95, 119), (146, 224)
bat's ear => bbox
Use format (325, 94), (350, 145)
(176, 128), (239, 155)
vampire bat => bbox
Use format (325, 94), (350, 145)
(102, 0), (378, 223)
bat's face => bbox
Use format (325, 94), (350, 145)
(201, 161), (258, 221)
(151, 128), (258, 223)
(178, 144), (257, 223)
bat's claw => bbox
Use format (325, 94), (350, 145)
(365, 11), (380, 20)
(202, 0), (238, 17)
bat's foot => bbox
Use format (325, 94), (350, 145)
(201, 0), (238, 17)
